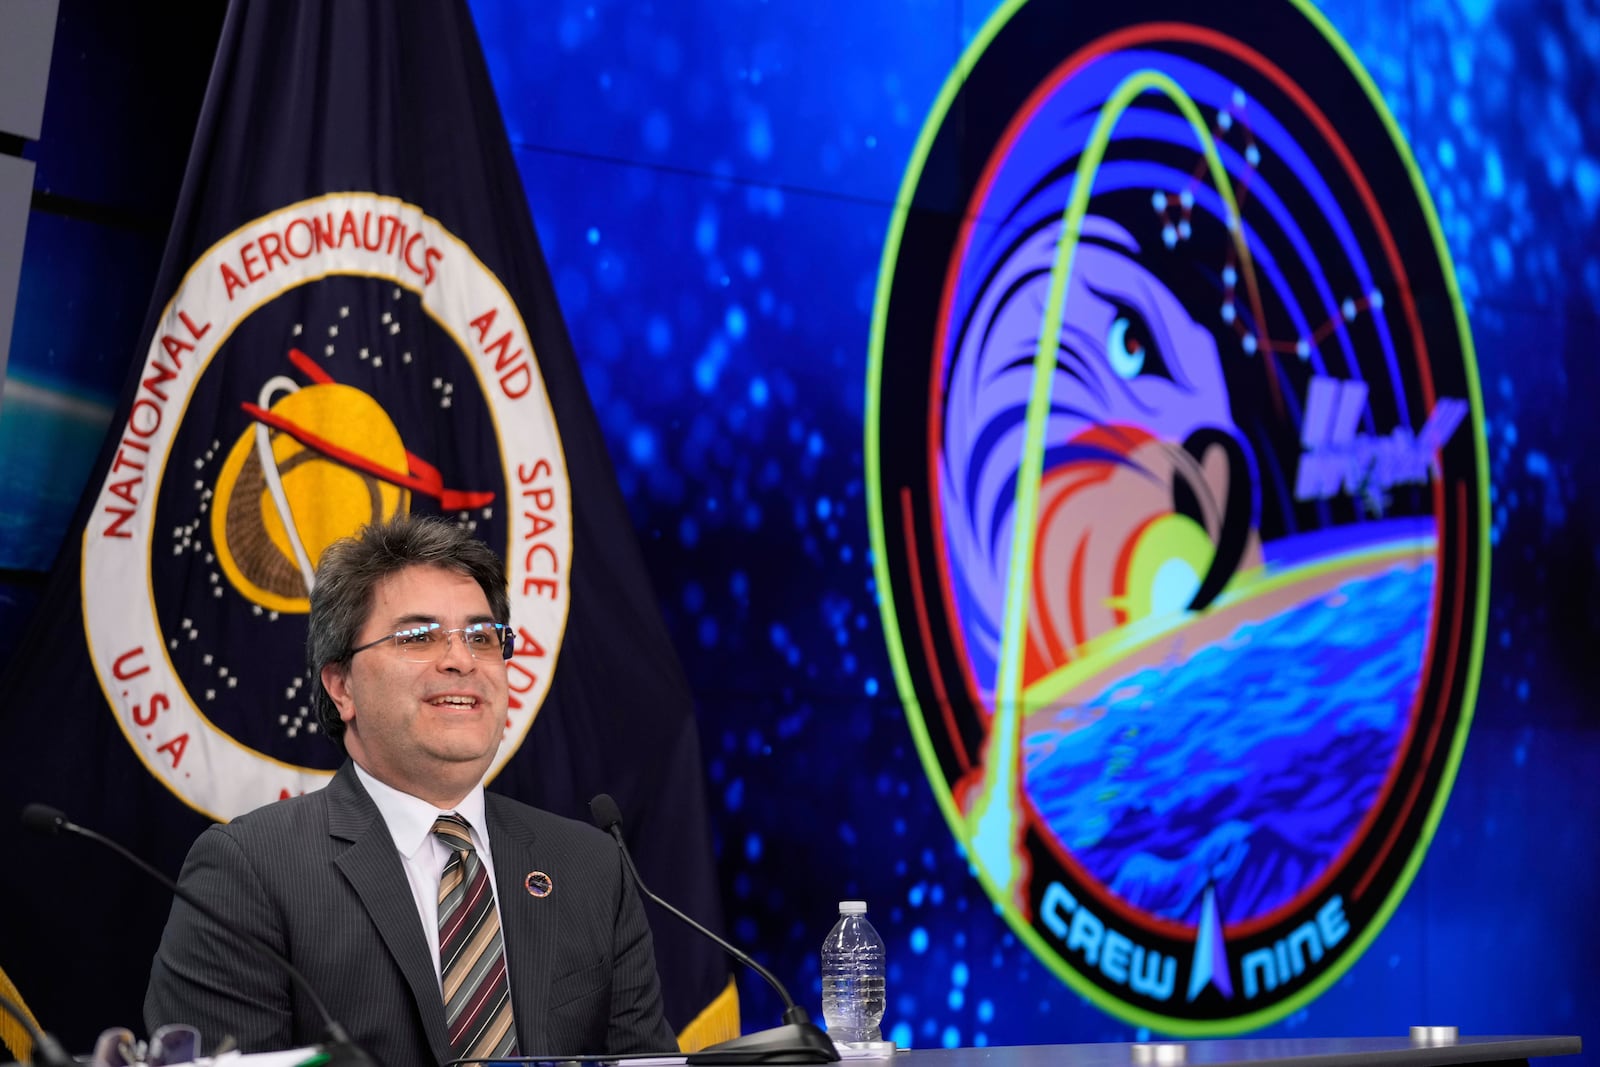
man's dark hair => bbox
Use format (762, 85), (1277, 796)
(307, 514), (511, 748)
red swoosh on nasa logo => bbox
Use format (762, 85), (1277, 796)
(239, 400), (496, 510)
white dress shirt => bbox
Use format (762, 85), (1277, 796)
(352, 761), (504, 991)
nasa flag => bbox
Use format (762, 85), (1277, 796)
(0, 0), (733, 1051)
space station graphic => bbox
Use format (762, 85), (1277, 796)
(866, 0), (1489, 1032)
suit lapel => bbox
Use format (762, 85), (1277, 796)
(487, 794), (557, 1054)
(326, 763), (454, 1065)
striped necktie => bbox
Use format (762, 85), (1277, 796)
(433, 814), (519, 1061)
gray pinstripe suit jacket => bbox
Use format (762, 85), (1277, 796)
(143, 761), (677, 1067)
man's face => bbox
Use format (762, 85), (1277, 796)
(322, 563), (509, 804)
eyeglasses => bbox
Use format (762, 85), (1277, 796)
(147, 1023), (200, 1067)
(90, 1027), (138, 1067)
(349, 621), (515, 663)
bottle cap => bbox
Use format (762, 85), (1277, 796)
(839, 900), (867, 914)
(838, 1040), (896, 1057)
(1410, 1027), (1458, 1045)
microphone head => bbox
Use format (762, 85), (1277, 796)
(588, 793), (624, 833)
(21, 803), (68, 835)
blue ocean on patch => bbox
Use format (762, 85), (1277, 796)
(1023, 559), (1433, 925)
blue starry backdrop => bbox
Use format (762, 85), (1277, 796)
(2, 0), (1597, 1055)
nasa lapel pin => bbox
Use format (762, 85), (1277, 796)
(525, 870), (553, 898)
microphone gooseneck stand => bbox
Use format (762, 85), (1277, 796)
(589, 793), (839, 1065)
(20, 804), (376, 1067)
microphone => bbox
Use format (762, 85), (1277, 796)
(19, 804), (375, 1067)
(0, 989), (74, 1067)
(588, 794), (838, 1066)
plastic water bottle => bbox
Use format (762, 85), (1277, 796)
(820, 900), (886, 1045)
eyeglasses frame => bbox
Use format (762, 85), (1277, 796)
(347, 621), (515, 663)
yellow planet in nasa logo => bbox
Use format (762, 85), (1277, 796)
(212, 382), (411, 614)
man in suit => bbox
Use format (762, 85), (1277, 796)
(145, 516), (678, 1067)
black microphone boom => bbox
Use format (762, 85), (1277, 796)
(19, 804), (375, 1067)
(588, 793), (838, 1065)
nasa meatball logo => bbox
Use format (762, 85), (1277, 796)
(82, 192), (571, 819)
(867, 0), (1488, 1034)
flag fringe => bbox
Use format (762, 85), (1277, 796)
(0, 966), (39, 1062)
(675, 975), (742, 1052)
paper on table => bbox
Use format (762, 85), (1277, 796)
(152, 1047), (323, 1067)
